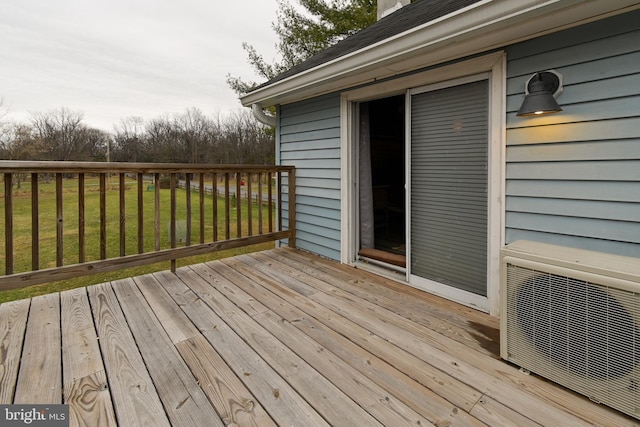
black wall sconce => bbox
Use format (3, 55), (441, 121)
(517, 70), (563, 117)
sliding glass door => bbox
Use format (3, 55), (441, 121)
(408, 77), (489, 305)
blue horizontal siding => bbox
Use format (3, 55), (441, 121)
(278, 139), (341, 151)
(294, 168), (341, 179)
(294, 177), (341, 190)
(281, 129), (341, 143)
(280, 148), (341, 161)
(278, 93), (342, 260)
(281, 117), (340, 135)
(506, 160), (640, 181)
(296, 204), (341, 221)
(507, 139), (640, 162)
(296, 195), (341, 211)
(506, 180), (640, 203)
(507, 197), (640, 222)
(505, 9), (640, 258)
(507, 117), (640, 145)
(507, 212), (640, 243)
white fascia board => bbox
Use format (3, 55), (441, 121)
(240, 0), (640, 108)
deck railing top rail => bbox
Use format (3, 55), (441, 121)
(0, 160), (294, 173)
(1, 161), (295, 291)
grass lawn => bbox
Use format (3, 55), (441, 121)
(0, 175), (276, 303)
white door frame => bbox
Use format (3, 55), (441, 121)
(340, 51), (506, 315)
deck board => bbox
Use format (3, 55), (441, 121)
(1, 247), (638, 426)
(164, 267), (330, 427)
(14, 293), (61, 404)
(88, 282), (170, 427)
(112, 277), (221, 427)
(186, 277), (388, 427)
(0, 298), (29, 403)
(264, 249), (500, 356)
(218, 255), (483, 426)
(61, 288), (117, 426)
(175, 335), (276, 427)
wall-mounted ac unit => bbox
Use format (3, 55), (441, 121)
(501, 240), (640, 420)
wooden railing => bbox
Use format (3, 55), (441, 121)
(0, 161), (295, 290)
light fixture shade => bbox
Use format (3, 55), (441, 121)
(517, 71), (563, 117)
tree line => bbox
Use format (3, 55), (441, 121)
(0, 105), (274, 165)
(2, 0), (382, 164)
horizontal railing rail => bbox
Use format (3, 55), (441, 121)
(0, 161), (295, 290)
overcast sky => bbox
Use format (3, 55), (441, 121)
(0, 0), (281, 131)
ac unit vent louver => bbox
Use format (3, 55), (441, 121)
(501, 241), (640, 420)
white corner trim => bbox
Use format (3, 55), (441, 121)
(340, 97), (354, 265)
(488, 52), (507, 317)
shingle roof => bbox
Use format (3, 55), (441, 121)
(251, 0), (483, 92)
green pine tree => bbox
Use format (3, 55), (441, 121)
(227, 0), (376, 95)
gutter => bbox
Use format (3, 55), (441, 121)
(251, 103), (276, 127)
(240, 0), (640, 108)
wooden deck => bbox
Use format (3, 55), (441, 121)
(1, 248), (638, 427)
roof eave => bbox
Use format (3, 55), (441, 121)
(240, 0), (640, 108)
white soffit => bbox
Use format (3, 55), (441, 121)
(240, 0), (640, 108)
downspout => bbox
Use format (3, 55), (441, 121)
(251, 103), (276, 127)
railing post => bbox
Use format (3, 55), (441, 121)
(119, 173), (126, 257)
(78, 173), (85, 264)
(31, 173), (39, 270)
(170, 173), (177, 273)
(236, 172), (242, 238)
(212, 172), (218, 242)
(199, 173), (205, 244)
(99, 173), (107, 260)
(154, 173), (160, 251)
(56, 174), (64, 267)
(277, 171), (282, 235)
(4, 173), (13, 275)
(247, 173), (253, 237)
(287, 168), (296, 248)
(224, 173), (230, 240)
(268, 172), (273, 233)
(258, 172), (263, 235)
(186, 173), (192, 246)
(137, 173), (144, 254)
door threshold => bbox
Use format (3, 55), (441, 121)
(358, 248), (406, 268)
(355, 256), (407, 282)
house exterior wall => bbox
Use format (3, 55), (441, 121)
(275, 10), (640, 263)
(505, 10), (640, 258)
(278, 93), (342, 260)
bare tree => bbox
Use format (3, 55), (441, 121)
(30, 108), (102, 161)
(0, 98), (10, 156)
(173, 107), (212, 164)
(2, 105), (273, 166)
(79, 127), (110, 161)
(112, 116), (146, 162)
(2, 123), (39, 160)
(145, 115), (178, 163)
(220, 109), (274, 164)
(0, 123), (43, 187)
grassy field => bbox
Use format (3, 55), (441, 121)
(0, 175), (276, 303)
